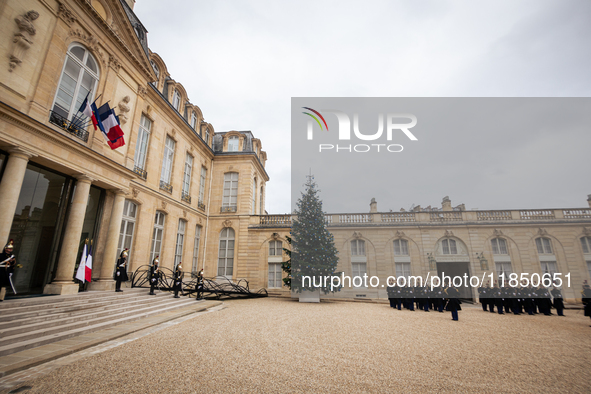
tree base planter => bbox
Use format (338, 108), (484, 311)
(298, 289), (320, 303)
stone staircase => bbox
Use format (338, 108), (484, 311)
(0, 288), (195, 357)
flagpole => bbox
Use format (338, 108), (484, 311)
(69, 91), (90, 131)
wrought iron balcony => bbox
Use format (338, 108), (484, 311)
(159, 180), (173, 193)
(220, 205), (237, 213)
(49, 110), (89, 142)
(181, 191), (192, 204)
(198, 200), (206, 211)
(133, 166), (147, 180)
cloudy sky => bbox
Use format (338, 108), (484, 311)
(133, 0), (591, 214)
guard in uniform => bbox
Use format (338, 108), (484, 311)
(445, 285), (462, 321)
(149, 256), (161, 295)
(0, 240), (16, 301)
(492, 282), (504, 314)
(551, 284), (564, 316)
(478, 283), (488, 311)
(173, 263), (184, 298)
(195, 268), (204, 300)
(115, 249), (129, 292)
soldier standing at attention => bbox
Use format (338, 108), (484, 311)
(478, 283), (488, 311)
(0, 240), (16, 301)
(115, 248), (129, 292)
(173, 263), (184, 298)
(551, 283), (564, 317)
(445, 285), (462, 321)
(387, 278), (396, 308)
(149, 256), (160, 295)
(195, 268), (205, 300)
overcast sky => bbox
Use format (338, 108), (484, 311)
(133, 0), (591, 214)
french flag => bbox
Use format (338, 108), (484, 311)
(78, 97), (98, 130)
(85, 244), (93, 282)
(93, 103), (126, 150)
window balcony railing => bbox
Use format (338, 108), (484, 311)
(221, 205), (237, 213)
(49, 110), (89, 142)
(159, 180), (173, 193)
(181, 191), (192, 204)
(133, 166), (147, 180)
(198, 200), (206, 211)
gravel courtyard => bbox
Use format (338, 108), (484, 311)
(9, 298), (591, 393)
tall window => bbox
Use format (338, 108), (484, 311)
(491, 238), (508, 254)
(268, 263), (282, 288)
(190, 111), (197, 129)
(260, 186), (264, 214)
(496, 262), (512, 279)
(395, 262), (411, 278)
(198, 167), (207, 205)
(182, 154), (193, 198)
(150, 60), (159, 87)
(204, 129), (210, 145)
(269, 240), (282, 256)
(393, 239), (409, 255)
(52, 44), (99, 122)
(540, 261), (558, 276)
(218, 228), (235, 277)
(580, 236), (591, 254)
(134, 114), (151, 173)
(192, 225), (202, 273)
(442, 239), (457, 254)
(172, 89), (181, 110)
(117, 200), (137, 260)
(228, 136), (239, 151)
(174, 220), (186, 269)
(535, 237), (553, 254)
(150, 211), (165, 263)
(160, 136), (175, 189)
(222, 172), (238, 210)
(351, 239), (365, 256)
(252, 178), (257, 214)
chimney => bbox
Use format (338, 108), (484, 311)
(370, 198), (377, 213)
(442, 196), (452, 211)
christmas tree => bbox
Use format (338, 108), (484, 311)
(290, 175), (339, 294)
(281, 235), (292, 289)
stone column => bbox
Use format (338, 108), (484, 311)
(44, 175), (93, 295)
(89, 189), (126, 291)
(0, 148), (35, 246)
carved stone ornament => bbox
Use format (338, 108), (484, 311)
(132, 187), (140, 198)
(117, 96), (131, 124)
(108, 54), (121, 73)
(229, 166), (233, 170)
(68, 29), (105, 65)
(583, 227), (591, 236)
(395, 230), (406, 238)
(138, 85), (147, 99)
(444, 229), (454, 238)
(183, 210), (187, 218)
(9, 10), (39, 72)
(272, 232), (279, 240)
(170, 129), (177, 139)
(58, 2), (77, 26)
(493, 229), (504, 237)
(198, 217), (202, 224)
(352, 231), (362, 239)
(161, 201), (167, 210)
(538, 228), (548, 236)
(188, 145), (194, 154)
(222, 220), (232, 228)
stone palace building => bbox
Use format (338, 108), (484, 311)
(1, 0), (590, 302)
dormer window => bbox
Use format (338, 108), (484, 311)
(191, 112), (197, 128)
(150, 60), (159, 87)
(172, 89), (181, 111)
(228, 136), (239, 152)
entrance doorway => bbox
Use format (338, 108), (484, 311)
(436, 261), (473, 301)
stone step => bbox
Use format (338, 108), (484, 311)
(0, 295), (194, 357)
(0, 292), (173, 333)
(0, 291), (167, 324)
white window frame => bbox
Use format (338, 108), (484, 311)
(199, 167), (207, 205)
(190, 111), (197, 129)
(495, 262), (512, 279)
(134, 114), (151, 170)
(536, 237), (553, 254)
(160, 136), (175, 184)
(260, 186), (264, 214)
(540, 261), (558, 276)
(117, 200), (137, 261)
(182, 153), (193, 196)
(351, 239), (366, 256)
(222, 172), (239, 209)
(150, 211), (165, 263)
(395, 262), (411, 278)
(352, 262), (367, 286)
(580, 236), (591, 254)
(393, 239), (409, 256)
(218, 228), (235, 277)
(268, 263), (282, 288)
(491, 238), (508, 255)
(228, 136), (239, 152)
(52, 44), (99, 122)
(172, 89), (181, 111)
(192, 225), (202, 273)
(442, 239), (457, 255)
(174, 220), (186, 270)
(269, 240), (283, 256)
(252, 178), (257, 214)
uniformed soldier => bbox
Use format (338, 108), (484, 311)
(115, 249), (129, 292)
(149, 256), (161, 295)
(539, 286), (552, 316)
(550, 284), (564, 316)
(0, 240), (16, 301)
(444, 285), (462, 321)
(387, 278), (396, 308)
(477, 283), (488, 311)
(173, 263), (184, 298)
(492, 282), (504, 314)
(195, 268), (204, 300)
(523, 283), (534, 315)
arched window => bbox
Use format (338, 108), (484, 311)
(351, 239), (365, 256)
(442, 239), (457, 254)
(51, 44), (99, 124)
(535, 237), (553, 254)
(150, 60), (159, 87)
(191, 111), (197, 128)
(218, 228), (235, 277)
(393, 239), (409, 255)
(580, 236), (591, 254)
(172, 89), (181, 111)
(491, 238), (508, 254)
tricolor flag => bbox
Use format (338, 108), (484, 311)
(75, 243), (87, 283)
(94, 103), (126, 150)
(85, 244), (93, 283)
(78, 97), (98, 130)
